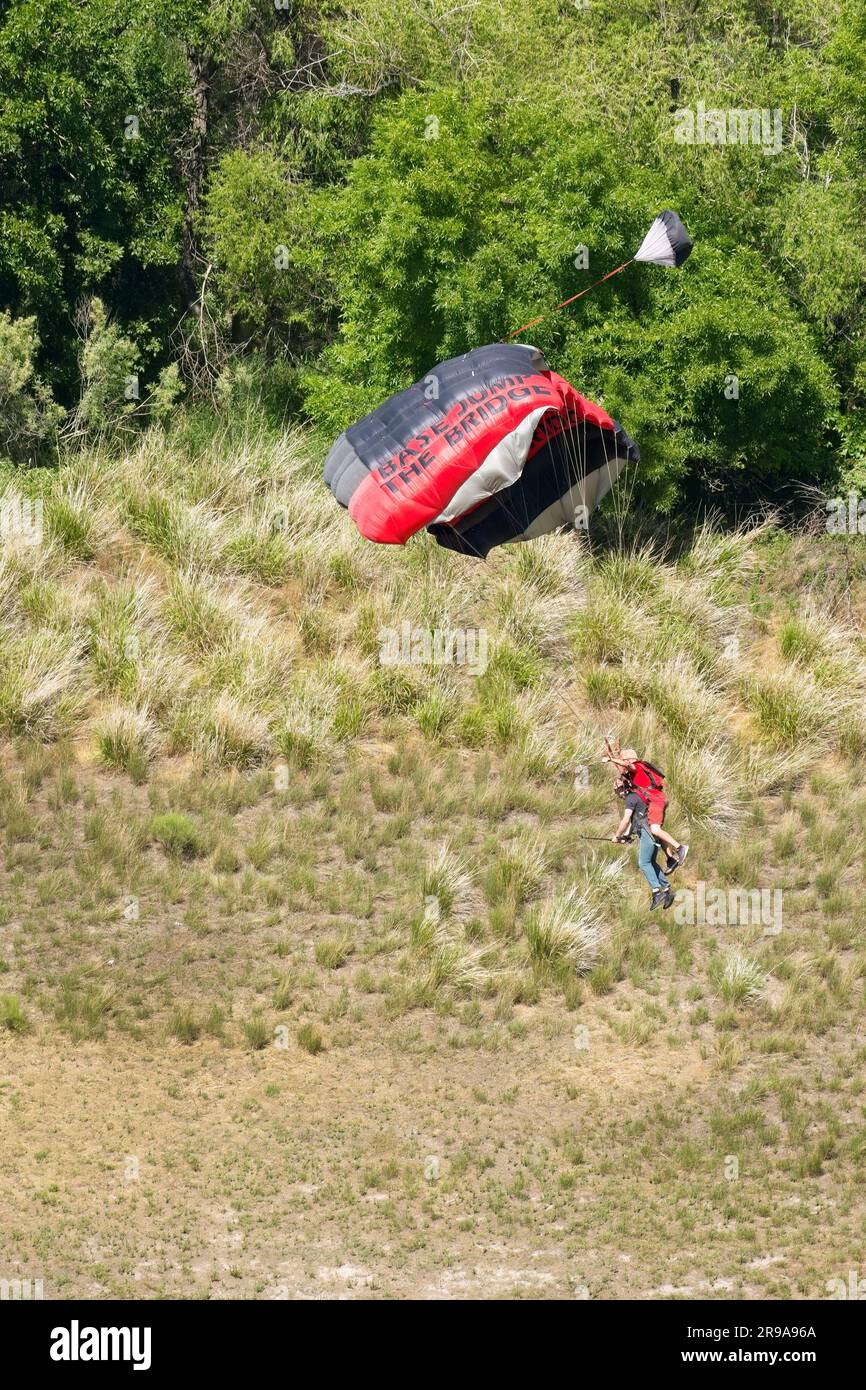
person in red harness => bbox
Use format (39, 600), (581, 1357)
(602, 739), (689, 871)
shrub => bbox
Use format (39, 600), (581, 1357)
(711, 950), (766, 1005)
(95, 703), (156, 781)
(315, 936), (354, 970)
(169, 1006), (202, 1044)
(297, 1022), (324, 1054)
(150, 812), (206, 859)
(196, 692), (271, 769)
(0, 311), (64, 463)
(0, 994), (29, 1033)
(524, 892), (599, 967)
(242, 1013), (270, 1050)
(0, 630), (89, 740)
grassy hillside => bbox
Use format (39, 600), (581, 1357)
(1, 424), (866, 1299)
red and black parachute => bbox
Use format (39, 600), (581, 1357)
(324, 210), (692, 558)
(324, 343), (639, 559)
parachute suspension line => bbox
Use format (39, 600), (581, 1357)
(544, 405), (581, 539)
(506, 259), (634, 340)
(570, 413), (588, 532)
(597, 424), (615, 542)
(607, 435), (632, 552)
(458, 407), (634, 558)
(559, 414), (578, 528)
(613, 429), (641, 549)
(603, 424), (623, 545)
(545, 405), (574, 535)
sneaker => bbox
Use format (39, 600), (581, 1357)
(662, 888), (676, 910)
(665, 855), (678, 874)
(676, 843), (689, 868)
(651, 889), (665, 911)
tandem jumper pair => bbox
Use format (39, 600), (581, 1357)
(605, 740), (690, 912)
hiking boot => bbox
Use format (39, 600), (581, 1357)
(662, 888), (676, 910)
(650, 889), (665, 911)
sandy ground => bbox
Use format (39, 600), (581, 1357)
(3, 1020), (860, 1301)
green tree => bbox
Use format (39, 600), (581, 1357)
(0, 0), (194, 394)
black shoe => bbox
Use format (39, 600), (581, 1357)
(665, 855), (678, 874)
(662, 888), (675, 910)
(651, 889), (665, 911)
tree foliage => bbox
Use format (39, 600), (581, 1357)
(0, 0), (862, 504)
(0, 311), (65, 463)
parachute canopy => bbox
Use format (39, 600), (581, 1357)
(324, 343), (639, 559)
(634, 209), (693, 267)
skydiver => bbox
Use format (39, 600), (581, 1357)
(611, 774), (675, 911)
(602, 738), (688, 871)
